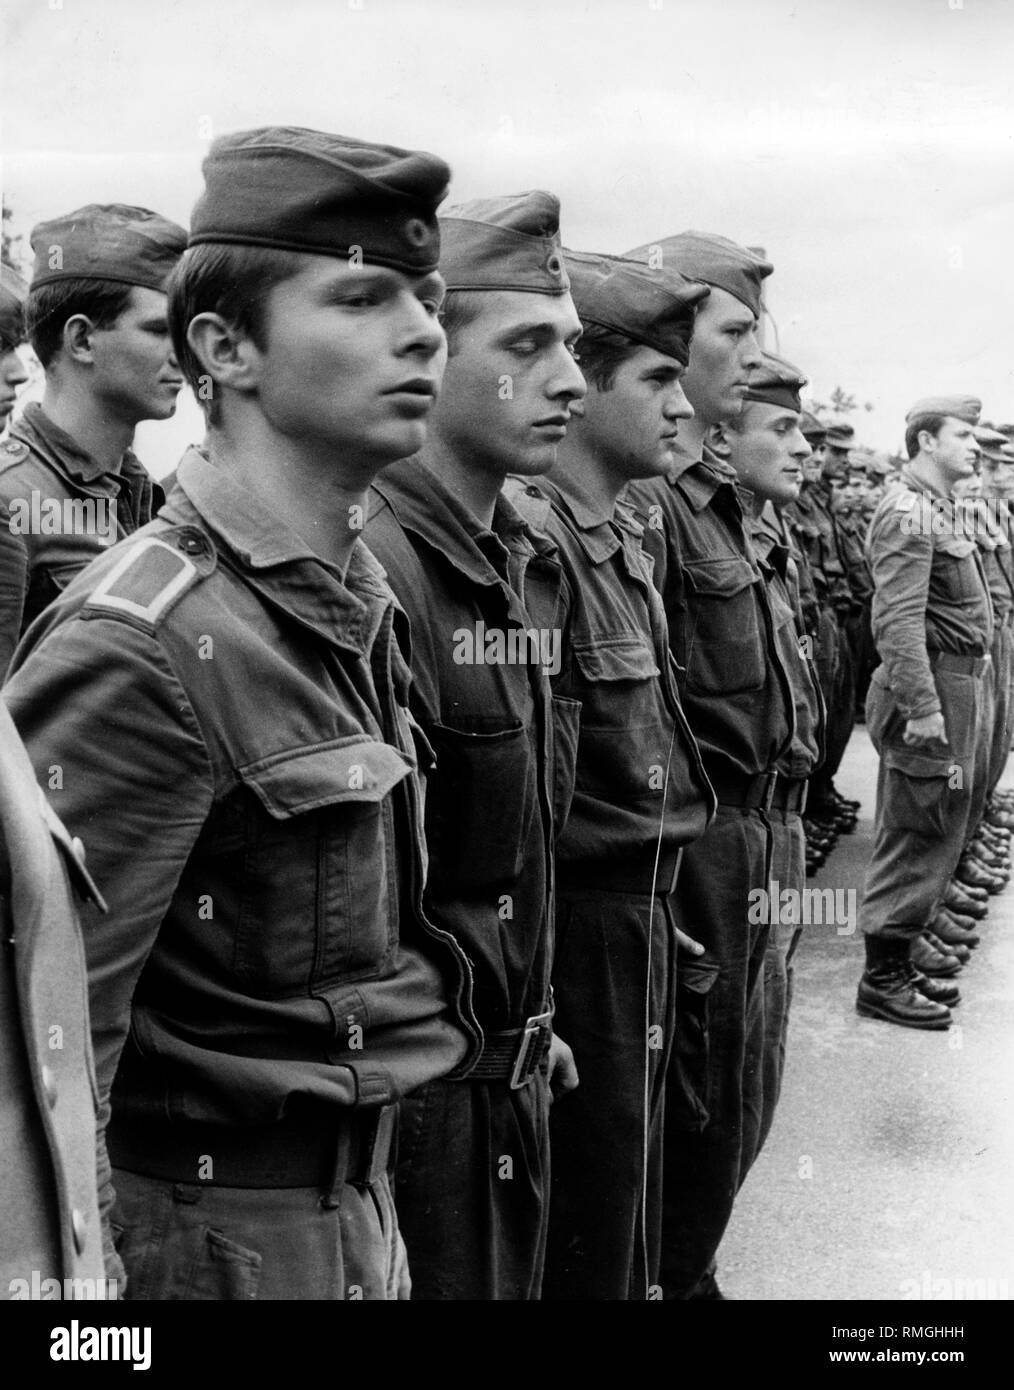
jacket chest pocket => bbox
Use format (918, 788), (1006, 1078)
(934, 536), (982, 603)
(425, 718), (534, 894)
(681, 557), (767, 696)
(571, 636), (668, 803)
(231, 739), (413, 995)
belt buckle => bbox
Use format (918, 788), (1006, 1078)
(762, 771), (778, 813)
(509, 1011), (552, 1090)
(355, 1104), (397, 1185)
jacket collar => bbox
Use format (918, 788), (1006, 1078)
(900, 464), (959, 508)
(372, 456), (553, 587)
(532, 471), (621, 565)
(170, 446), (394, 655)
(13, 401), (146, 489)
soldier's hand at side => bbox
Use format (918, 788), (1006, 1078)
(547, 1032), (579, 1100)
(675, 926), (706, 957)
(903, 711), (948, 748)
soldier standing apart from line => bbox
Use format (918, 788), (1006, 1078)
(5, 127), (479, 1299)
(620, 231), (792, 1301)
(508, 249), (714, 1299)
(0, 206), (185, 676)
(856, 397), (992, 1029)
(364, 191), (582, 1300)
(712, 350), (826, 1166)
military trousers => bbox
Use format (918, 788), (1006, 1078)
(740, 809), (806, 1179)
(987, 621), (1014, 796)
(660, 807), (776, 1300)
(813, 611), (855, 795)
(111, 1165), (408, 1300)
(542, 883), (678, 1301)
(393, 1072), (550, 1300)
(858, 656), (989, 941)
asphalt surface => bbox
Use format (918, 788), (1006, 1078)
(718, 724), (1014, 1301)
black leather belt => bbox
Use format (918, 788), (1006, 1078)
(108, 1105), (397, 1190)
(463, 1012), (553, 1088)
(706, 768), (808, 815)
(770, 777), (809, 814)
(929, 651), (991, 676)
(557, 849), (682, 896)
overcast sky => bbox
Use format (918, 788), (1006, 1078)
(4, 0), (1013, 474)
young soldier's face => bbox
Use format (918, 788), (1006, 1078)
(928, 416), (979, 483)
(801, 443), (824, 483)
(952, 472), (982, 499)
(0, 345), (29, 425)
(253, 257), (447, 463)
(680, 286), (762, 427)
(981, 460), (1014, 500)
(90, 287), (184, 424)
(821, 444), (850, 482)
(431, 290), (585, 478)
(580, 345), (693, 480)
(727, 402), (811, 505)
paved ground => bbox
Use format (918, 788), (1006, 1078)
(719, 725), (1014, 1301)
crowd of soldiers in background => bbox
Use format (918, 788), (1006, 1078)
(785, 413), (1014, 876)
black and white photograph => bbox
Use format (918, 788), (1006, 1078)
(1, 0), (1010, 1360)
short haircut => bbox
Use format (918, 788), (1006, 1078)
(167, 242), (306, 422)
(905, 412), (947, 459)
(571, 321), (642, 391)
(25, 278), (136, 368)
(438, 290), (490, 355)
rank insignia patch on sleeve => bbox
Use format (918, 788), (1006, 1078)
(85, 537), (200, 623)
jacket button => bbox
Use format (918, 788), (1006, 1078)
(41, 1064), (58, 1108)
(72, 1209), (87, 1254)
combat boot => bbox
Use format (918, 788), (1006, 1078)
(924, 929), (971, 965)
(943, 884), (988, 919)
(856, 936), (952, 1029)
(830, 782), (861, 812)
(965, 839), (1007, 868)
(911, 933), (962, 978)
(976, 822), (1009, 847)
(913, 971), (961, 1006)
(953, 859), (1004, 892)
(931, 911), (981, 949)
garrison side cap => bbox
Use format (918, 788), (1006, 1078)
(975, 426), (1014, 464)
(563, 248), (708, 366)
(0, 262), (28, 349)
(743, 349), (807, 414)
(861, 451), (894, 479)
(623, 230), (773, 317)
(824, 419), (856, 449)
(905, 394), (981, 426)
(973, 425), (1008, 447)
(438, 191), (570, 294)
(30, 204), (186, 291)
(189, 126), (451, 275)
(799, 409), (827, 443)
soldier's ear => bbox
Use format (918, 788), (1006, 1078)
(62, 314), (97, 365)
(186, 313), (260, 398)
(709, 422), (732, 460)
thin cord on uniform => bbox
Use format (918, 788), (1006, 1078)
(639, 721), (677, 1298)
